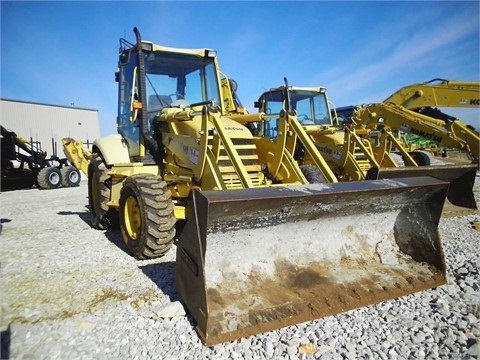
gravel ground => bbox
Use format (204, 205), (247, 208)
(1, 172), (479, 360)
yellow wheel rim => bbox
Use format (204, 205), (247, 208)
(124, 196), (141, 240)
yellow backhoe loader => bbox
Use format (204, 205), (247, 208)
(219, 77), (338, 184)
(254, 83), (477, 209)
(85, 28), (451, 345)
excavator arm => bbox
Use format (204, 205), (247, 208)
(353, 102), (479, 162)
(384, 78), (480, 109)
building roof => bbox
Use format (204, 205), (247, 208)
(0, 98), (98, 112)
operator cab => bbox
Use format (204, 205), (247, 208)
(115, 38), (221, 156)
(256, 87), (333, 140)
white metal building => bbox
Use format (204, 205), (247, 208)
(1, 98), (100, 156)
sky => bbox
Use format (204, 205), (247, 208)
(1, 1), (479, 139)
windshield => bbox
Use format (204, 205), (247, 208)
(291, 90), (331, 126)
(261, 88), (332, 139)
(262, 89), (332, 124)
(116, 48), (221, 156)
(144, 51), (220, 112)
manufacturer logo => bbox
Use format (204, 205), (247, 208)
(459, 99), (479, 105)
(410, 128), (442, 143)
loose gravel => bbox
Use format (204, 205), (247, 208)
(1, 173), (479, 360)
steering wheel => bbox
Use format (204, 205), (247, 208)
(298, 114), (315, 125)
(298, 114), (310, 122)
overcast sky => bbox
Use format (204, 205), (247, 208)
(1, 1), (479, 138)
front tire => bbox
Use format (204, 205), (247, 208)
(300, 165), (326, 183)
(119, 174), (176, 259)
(407, 151), (431, 166)
(37, 167), (62, 189)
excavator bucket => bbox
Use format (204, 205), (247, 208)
(176, 176), (449, 345)
(366, 164), (478, 209)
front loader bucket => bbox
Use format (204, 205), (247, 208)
(366, 164), (478, 209)
(175, 177), (448, 345)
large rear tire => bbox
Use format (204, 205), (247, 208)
(61, 166), (81, 187)
(88, 155), (118, 230)
(37, 167), (62, 189)
(119, 174), (176, 259)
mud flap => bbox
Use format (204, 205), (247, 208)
(175, 177), (448, 345)
(366, 164), (478, 209)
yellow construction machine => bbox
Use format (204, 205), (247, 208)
(384, 78), (480, 109)
(84, 28), (453, 345)
(220, 77), (338, 184)
(253, 83), (380, 181)
(253, 83), (478, 210)
(353, 78), (480, 162)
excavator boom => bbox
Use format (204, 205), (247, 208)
(384, 78), (480, 109)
